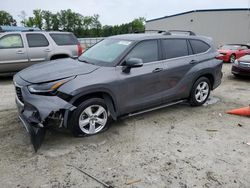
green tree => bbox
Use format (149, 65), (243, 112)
(0, 11), (16, 26)
(33, 9), (43, 29)
(131, 17), (145, 33)
(25, 17), (35, 27)
(51, 13), (60, 31)
(42, 10), (53, 30)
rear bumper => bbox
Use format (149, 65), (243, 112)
(231, 65), (250, 76)
(212, 60), (223, 90)
(218, 55), (230, 62)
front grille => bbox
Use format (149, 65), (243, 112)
(15, 86), (24, 103)
(240, 62), (250, 69)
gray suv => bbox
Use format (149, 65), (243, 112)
(13, 32), (223, 151)
(0, 30), (83, 74)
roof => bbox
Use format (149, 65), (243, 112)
(108, 33), (211, 43)
(146, 8), (250, 22)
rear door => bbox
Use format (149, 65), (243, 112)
(117, 39), (165, 114)
(0, 33), (29, 73)
(160, 38), (197, 102)
(25, 33), (53, 65)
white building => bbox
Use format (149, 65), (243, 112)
(146, 9), (250, 47)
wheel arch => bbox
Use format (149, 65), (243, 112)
(192, 73), (214, 91)
(50, 54), (70, 60)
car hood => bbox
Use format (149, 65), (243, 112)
(18, 58), (100, 84)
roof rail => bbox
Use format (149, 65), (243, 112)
(145, 30), (171, 35)
(0, 26), (40, 32)
(168, 30), (196, 36)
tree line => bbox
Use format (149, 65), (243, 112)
(0, 10), (145, 37)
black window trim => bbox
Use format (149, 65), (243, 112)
(0, 34), (24, 49)
(26, 33), (49, 48)
(188, 39), (211, 55)
(119, 39), (161, 66)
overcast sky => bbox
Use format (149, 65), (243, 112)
(2, 0), (250, 25)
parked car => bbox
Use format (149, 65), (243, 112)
(0, 27), (83, 75)
(232, 54), (250, 77)
(217, 44), (250, 63)
(13, 31), (223, 151)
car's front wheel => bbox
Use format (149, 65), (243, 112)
(69, 98), (110, 136)
(229, 54), (236, 63)
(189, 77), (211, 106)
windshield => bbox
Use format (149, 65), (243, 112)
(221, 45), (240, 50)
(78, 38), (133, 66)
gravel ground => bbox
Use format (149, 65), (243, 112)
(0, 64), (249, 188)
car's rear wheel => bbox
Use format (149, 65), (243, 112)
(189, 77), (211, 106)
(69, 98), (111, 136)
(229, 54), (236, 63)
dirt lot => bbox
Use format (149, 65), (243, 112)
(0, 64), (249, 188)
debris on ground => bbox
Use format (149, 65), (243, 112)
(206, 129), (218, 132)
(67, 164), (114, 188)
(206, 171), (222, 185)
(125, 179), (141, 185)
(237, 123), (243, 127)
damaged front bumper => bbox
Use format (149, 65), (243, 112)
(14, 76), (76, 152)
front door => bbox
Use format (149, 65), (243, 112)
(117, 40), (165, 114)
(0, 34), (29, 73)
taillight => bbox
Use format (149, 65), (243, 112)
(216, 54), (224, 60)
(77, 43), (84, 56)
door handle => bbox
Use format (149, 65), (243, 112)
(44, 49), (52, 52)
(152, 68), (164, 73)
(16, 50), (24, 54)
(190, 60), (198, 64)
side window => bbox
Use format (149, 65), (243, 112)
(190, 39), (210, 54)
(126, 40), (158, 63)
(50, 33), (78, 46)
(0, 34), (23, 49)
(163, 39), (189, 59)
(240, 46), (248, 50)
(26, 34), (49, 47)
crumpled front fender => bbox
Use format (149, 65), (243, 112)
(16, 86), (76, 152)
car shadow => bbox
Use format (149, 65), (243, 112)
(0, 75), (13, 84)
(228, 74), (250, 82)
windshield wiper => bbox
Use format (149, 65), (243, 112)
(78, 58), (95, 65)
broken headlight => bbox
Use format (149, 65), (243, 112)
(28, 77), (74, 95)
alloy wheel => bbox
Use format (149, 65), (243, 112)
(195, 82), (209, 103)
(78, 105), (108, 134)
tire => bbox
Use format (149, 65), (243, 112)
(189, 77), (211, 106)
(69, 98), (111, 137)
(229, 54), (236, 63)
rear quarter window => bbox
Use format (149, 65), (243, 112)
(50, 33), (78, 46)
(190, 39), (210, 54)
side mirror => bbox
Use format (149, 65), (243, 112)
(126, 58), (143, 68)
(123, 58), (143, 73)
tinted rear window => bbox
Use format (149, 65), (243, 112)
(26, 34), (49, 47)
(190, 39), (210, 54)
(163, 39), (189, 59)
(50, 33), (78, 46)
